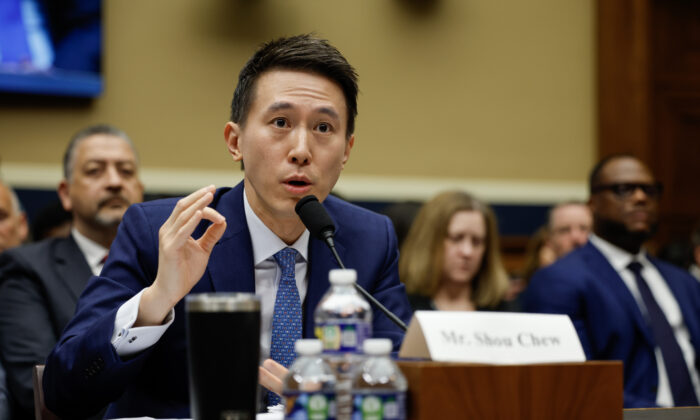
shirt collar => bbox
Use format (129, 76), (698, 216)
(71, 227), (109, 274)
(243, 188), (309, 266)
(589, 233), (648, 272)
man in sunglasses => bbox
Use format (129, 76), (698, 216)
(524, 154), (700, 408)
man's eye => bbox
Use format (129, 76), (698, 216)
(317, 122), (331, 133)
(273, 118), (287, 128)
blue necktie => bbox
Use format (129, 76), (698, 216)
(628, 261), (699, 406)
(269, 248), (301, 405)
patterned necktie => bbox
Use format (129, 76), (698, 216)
(269, 247), (301, 405)
(628, 261), (699, 406)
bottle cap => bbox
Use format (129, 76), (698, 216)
(329, 268), (357, 285)
(295, 339), (323, 355)
(363, 338), (392, 355)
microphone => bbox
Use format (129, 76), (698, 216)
(295, 195), (408, 332)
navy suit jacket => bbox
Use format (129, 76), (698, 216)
(523, 241), (700, 408)
(43, 183), (411, 419)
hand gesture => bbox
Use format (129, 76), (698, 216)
(137, 185), (226, 326)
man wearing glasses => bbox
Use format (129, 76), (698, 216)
(524, 155), (700, 408)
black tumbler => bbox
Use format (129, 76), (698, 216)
(186, 293), (261, 420)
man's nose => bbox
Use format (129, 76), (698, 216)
(105, 166), (124, 188)
(288, 129), (311, 165)
(630, 186), (649, 202)
(572, 228), (589, 246)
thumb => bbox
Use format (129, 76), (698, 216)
(198, 219), (227, 254)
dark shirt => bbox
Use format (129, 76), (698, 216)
(407, 294), (521, 313)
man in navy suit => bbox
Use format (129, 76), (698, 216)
(524, 155), (700, 408)
(43, 34), (412, 419)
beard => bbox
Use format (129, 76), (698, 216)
(595, 216), (658, 252)
(93, 195), (131, 228)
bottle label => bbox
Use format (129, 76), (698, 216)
(352, 392), (406, 420)
(285, 391), (337, 420)
(315, 321), (371, 353)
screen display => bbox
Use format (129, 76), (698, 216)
(0, 0), (102, 97)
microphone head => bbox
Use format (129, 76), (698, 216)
(295, 195), (336, 240)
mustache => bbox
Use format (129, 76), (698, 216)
(97, 194), (131, 208)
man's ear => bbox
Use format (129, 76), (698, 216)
(57, 180), (72, 212)
(17, 212), (28, 243)
(224, 122), (243, 162)
(341, 135), (354, 169)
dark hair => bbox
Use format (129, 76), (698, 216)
(229, 34), (358, 138)
(63, 124), (136, 180)
(588, 153), (636, 193)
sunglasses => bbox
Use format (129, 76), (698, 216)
(591, 182), (663, 199)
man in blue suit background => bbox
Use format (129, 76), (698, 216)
(524, 155), (700, 408)
(43, 34), (412, 419)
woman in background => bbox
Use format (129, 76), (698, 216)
(400, 190), (518, 312)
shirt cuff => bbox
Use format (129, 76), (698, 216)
(111, 289), (175, 357)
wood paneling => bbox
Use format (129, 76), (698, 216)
(398, 361), (623, 420)
(598, 0), (700, 246)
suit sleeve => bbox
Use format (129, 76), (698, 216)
(0, 251), (61, 419)
(366, 215), (412, 352)
(522, 267), (594, 359)
(42, 205), (161, 419)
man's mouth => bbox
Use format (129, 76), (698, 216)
(283, 176), (313, 194)
(99, 196), (130, 208)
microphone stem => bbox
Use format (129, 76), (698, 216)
(328, 243), (408, 332)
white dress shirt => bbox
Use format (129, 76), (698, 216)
(589, 234), (700, 406)
(71, 227), (108, 276)
(111, 189), (310, 361)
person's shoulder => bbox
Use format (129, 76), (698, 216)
(0, 236), (67, 263)
(131, 187), (235, 213)
(535, 244), (589, 278)
(0, 237), (72, 285)
(650, 256), (700, 286)
(324, 195), (388, 224)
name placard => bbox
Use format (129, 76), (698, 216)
(399, 311), (585, 364)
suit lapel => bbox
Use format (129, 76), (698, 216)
(203, 184), (255, 294)
(53, 236), (93, 301)
(583, 243), (654, 346)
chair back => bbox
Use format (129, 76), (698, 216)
(32, 365), (60, 420)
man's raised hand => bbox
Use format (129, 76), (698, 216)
(136, 185), (226, 326)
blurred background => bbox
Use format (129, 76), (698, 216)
(1, 0), (698, 273)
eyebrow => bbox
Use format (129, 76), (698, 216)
(267, 102), (340, 121)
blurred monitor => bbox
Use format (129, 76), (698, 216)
(0, 0), (102, 97)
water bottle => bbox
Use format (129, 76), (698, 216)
(315, 268), (372, 420)
(351, 339), (407, 420)
(314, 269), (372, 358)
(283, 339), (337, 420)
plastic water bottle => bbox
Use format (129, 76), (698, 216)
(315, 269), (372, 420)
(351, 339), (407, 420)
(314, 269), (372, 358)
(283, 339), (337, 420)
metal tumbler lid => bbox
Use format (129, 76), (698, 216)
(185, 293), (260, 312)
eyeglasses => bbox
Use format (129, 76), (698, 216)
(591, 182), (663, 199)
